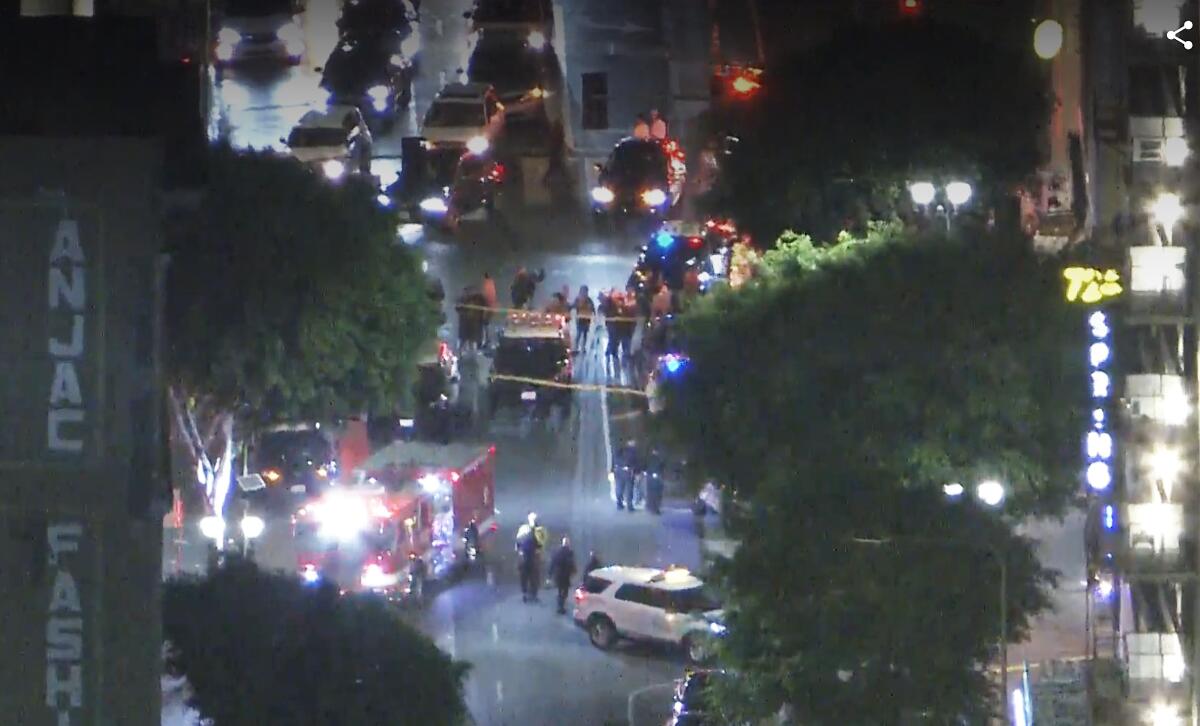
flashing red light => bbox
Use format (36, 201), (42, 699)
(488, 445), (496, 455)
(489, 522), (499, 532)
(450, 470), (461, 483)
(687, 236), (704, 249)
(574, 588), (586, 603)
(899, 0), (922, 16)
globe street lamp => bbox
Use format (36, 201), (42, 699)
(909, 181), (936, 206)
(1033, 19), (1064, 60)
(946, 181), (973, 208)
(977, 479), (1007, 507)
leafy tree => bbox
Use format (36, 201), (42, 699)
(165, 148), (438, 514)
(662, 224), (1084, 720)
(703, 20), (1048, 242)
(163, 559), (469, 726)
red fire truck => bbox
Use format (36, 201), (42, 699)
(291, 441), (497, 596)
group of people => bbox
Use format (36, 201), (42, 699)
(514, 513), (603, 613)
(633, 110), (669, 141)
(613, 440), (666, 514)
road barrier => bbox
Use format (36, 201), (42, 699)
(489, 372), (648, 397)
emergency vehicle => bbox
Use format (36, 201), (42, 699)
(291, 441), (497, 596)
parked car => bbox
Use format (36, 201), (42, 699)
(213, 0), (306, 68)
(320, 37), (414, 129)
(420, 82), (505, 150)
(282, 105), (371, 181)
(573, 565), (724, 663)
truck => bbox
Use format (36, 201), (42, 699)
(291, 441), (497, 596)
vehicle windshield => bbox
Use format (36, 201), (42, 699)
(322, 45), (389, 93)
(223, 0), (293, 18)
(339, 0), (411, 34)
(424, 101), (486, 128)
(667, 586), (721, 613)
(608, 142), (667, 185)
(496, 337), (568, 378)
(257, 431), (331, 465)
(467, 45), (541, 92)
(287, 126), (347, 148)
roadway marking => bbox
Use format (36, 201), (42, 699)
(496, 680), (504, 703)
(492, 622), (500, 643)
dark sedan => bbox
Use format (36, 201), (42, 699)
(465, 30), (554, 118)
(320, 38), (414, 129)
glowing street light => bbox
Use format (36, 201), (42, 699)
(943, 482), (965, 498)
(909, 181), (936, 206)
(945, 181), (973, 207)
(1163, 137), (1190, 167)
(1033, 19), (1064, 60)
(240, 515), (265, 540)
(976, 480), (1006, 507)
(1150, 192), (1184, 244)
(199, 515), (225, 542)
(1146, 445), (1183, 487)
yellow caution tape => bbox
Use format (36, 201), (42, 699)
(488, 373), (649, 397)
(453, 303), (643, 323)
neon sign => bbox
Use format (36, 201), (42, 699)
(1085, 310), (1114, 491)
(1064, 267), (1123, 303)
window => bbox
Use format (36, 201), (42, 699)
(582, 576), (611, 594)
(614, 584), (654, 605)
(666, 586), (722, 613)
(582, 72), (608, 130)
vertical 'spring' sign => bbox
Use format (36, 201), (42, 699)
(45, 521), (85, 724)
(47, 220), (87, 454)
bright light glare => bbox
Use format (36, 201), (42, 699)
(943, 482), (965, 497)
(527, 30), (547, 50)
(199, 516), (225, 541)
(1089, 342), (1110, 367)
(218, 27), (240, 45)
(655, 231), (675, 248)
(398, 224), (424, 244)
(642, 188), (668, 207)
(1164, 137), (1190, 167)
(420, 196), (449, 213)
(1147, 446), (1183, 485)
(240, 515), (265, 540)
(1011, 688), (1028, 726)
(909, 181), (936, 206)
(663, 354), (684, 374)
(1096, 575), (1114, 598)
(1089, 311), (1109, 339)
(1033, 19), (1064, 60)
(322, 159), (345, 180)
(1150, 193), (1185, 233)
(945, 181), (973, 206)
(216, 42), (235, 61)
(466, 135), (490, 155)
(316, 492), (369, 541)
(590, 186), (614, 204)
(976, 479), (1005, 507)
(302, 565), (319, 583)
(361, 563), (399, 589)
(710, 253), (727, 275)
(418, 473), (442, 491)
(1146, 702), (1181, 726)
(377, 194), (392, 207)
(1162, 389), (1191, 426)
(1087, 461), (1112, 490)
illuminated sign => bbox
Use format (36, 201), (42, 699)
(1085, 310), (1115, 491)
(46, 522), (86, 723)
(1064, 267), (1123, 303)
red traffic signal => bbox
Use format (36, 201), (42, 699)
(899, 0), (923, 17)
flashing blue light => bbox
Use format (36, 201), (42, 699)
(655, 231), (675, 249)
(1103, 504), (1115, 531)
(664, 356), (682, 374)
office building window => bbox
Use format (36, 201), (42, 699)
(582, 72), (608, 130)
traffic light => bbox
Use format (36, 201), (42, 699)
(899, 0), (923, 17)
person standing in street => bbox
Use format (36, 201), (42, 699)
(572, 285), (595, 352)
(548, 536), (577, 614)
(407, 552), (427, 601)
(515, 518), (540, 602)
(613, 440), (639, 511)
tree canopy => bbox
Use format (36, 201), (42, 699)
(662, 224), (1084, 720)
(667, 223), (1085, 515)
(704, 20), (1049, 242)
(167, 148), (438, 424)
(163, 559), (470, 726)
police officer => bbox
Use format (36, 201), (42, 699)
(408, 552), (427, 600)
(643, 448), (666, 514)
(613, 440), (640, 511)
(547, 536), (577, 614)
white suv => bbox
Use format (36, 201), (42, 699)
(573, 566), (725, 663)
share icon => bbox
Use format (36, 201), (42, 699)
(1167, 20), (1194, 49)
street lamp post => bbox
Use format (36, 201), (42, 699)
(909, 181), (973, 233)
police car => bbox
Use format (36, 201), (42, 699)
(629, 221), (731, 295)
(573, 565), (725, 663)
(488, 311), (572, 420)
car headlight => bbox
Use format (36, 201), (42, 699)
(466, 135), (489, 155)
(420, 197), (449, 213)
(322, 159), (346, 180)
(641, 188), (667, 207)
(217, 27), (240, 46)
(368, 85), (391, 111)
(591, 186), (615, 204)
